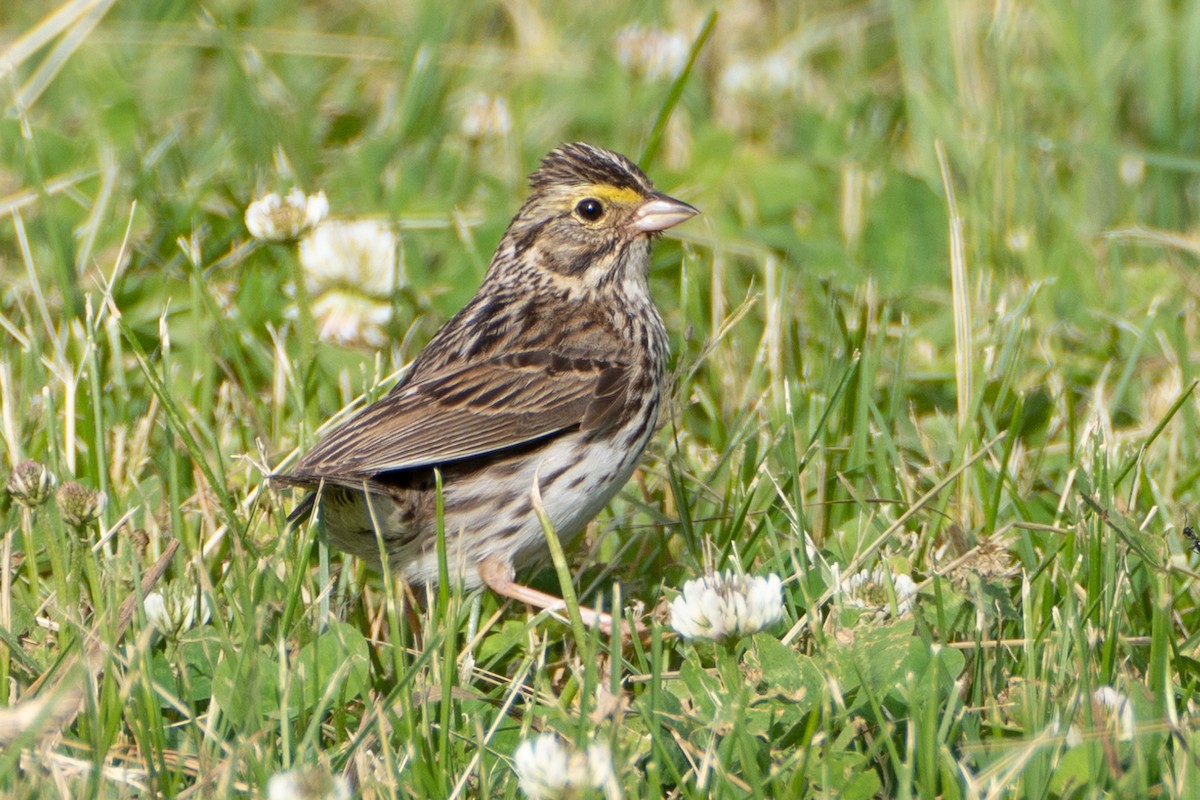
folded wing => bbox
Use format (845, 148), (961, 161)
(283, 350), (631, 483)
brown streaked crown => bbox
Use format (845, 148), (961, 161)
(528, 142), (653, 194)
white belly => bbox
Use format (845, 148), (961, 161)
(402, 428), (649, 586)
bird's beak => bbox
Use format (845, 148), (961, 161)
(630, 191), (699, 233)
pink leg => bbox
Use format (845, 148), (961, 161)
(477, 557), (643, 640)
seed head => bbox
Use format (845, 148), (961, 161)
(130, 527), (151, 558)
(56, 480), (107, 527)
(6, 460), (56, 508)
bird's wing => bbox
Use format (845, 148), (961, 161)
(285, 350), (632, 480)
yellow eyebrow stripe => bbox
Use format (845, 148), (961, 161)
(583, 185), (643, 205)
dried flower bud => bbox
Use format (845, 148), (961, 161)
(6, 460), (56, 508)
(56, 481), (107, 527)
(130, 527), (150, 558)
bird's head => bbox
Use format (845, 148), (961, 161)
(496, 143), (698, 290)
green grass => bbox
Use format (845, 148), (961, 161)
(3, 0), (1200, 796)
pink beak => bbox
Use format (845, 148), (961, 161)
(630, 192), (699, 233)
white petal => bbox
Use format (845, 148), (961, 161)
(245, 193), (283, 240)
(143, 592), (170, 633)
(670, 570), (785, 641)
(460, 93), (513, 140)
(309, 291), (392, 348)
(299, 219), (399, 298)
(1093, 686), (1134, 740)
(245, 189), (329, 242)
(514, 734), (578, 800)
(304, 191), (330, 228)
(266, 769), (350, 800)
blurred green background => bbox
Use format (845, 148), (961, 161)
(4, 1), (1200, 796)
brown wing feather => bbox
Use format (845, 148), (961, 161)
(284, 351), (630, 481)
(580, 366), (632, 432)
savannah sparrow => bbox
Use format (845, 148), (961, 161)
(277, 143), (697, 629)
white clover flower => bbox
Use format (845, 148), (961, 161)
(1005, 226), (1032, 255)
(834, 566), (919, 617)
(891, 573), (919, 614)
(143, 580), (210, 640)
(614, 24), (689, 82)
(513, 734), (618, 800)
(1092, 686), (1135, 741)
(460, 92), (513, 140)
(1118, 154), (1146, 187)
(668, 570), (785, 642)
(718, 51), (801, 97)
(298, 219), (399, 299)
(1064, 686), (1136, 747)
(1055, 714), (1084, 748)
(294, 219), (400, 348)
(759, 52), (800, 94)
(266, 767), (350, 800)
(245, 189), (329, 242)
(718, 60), (757, 96)
(303, 290), (393, 348)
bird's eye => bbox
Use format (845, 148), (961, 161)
(575, 198), (605, 222)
